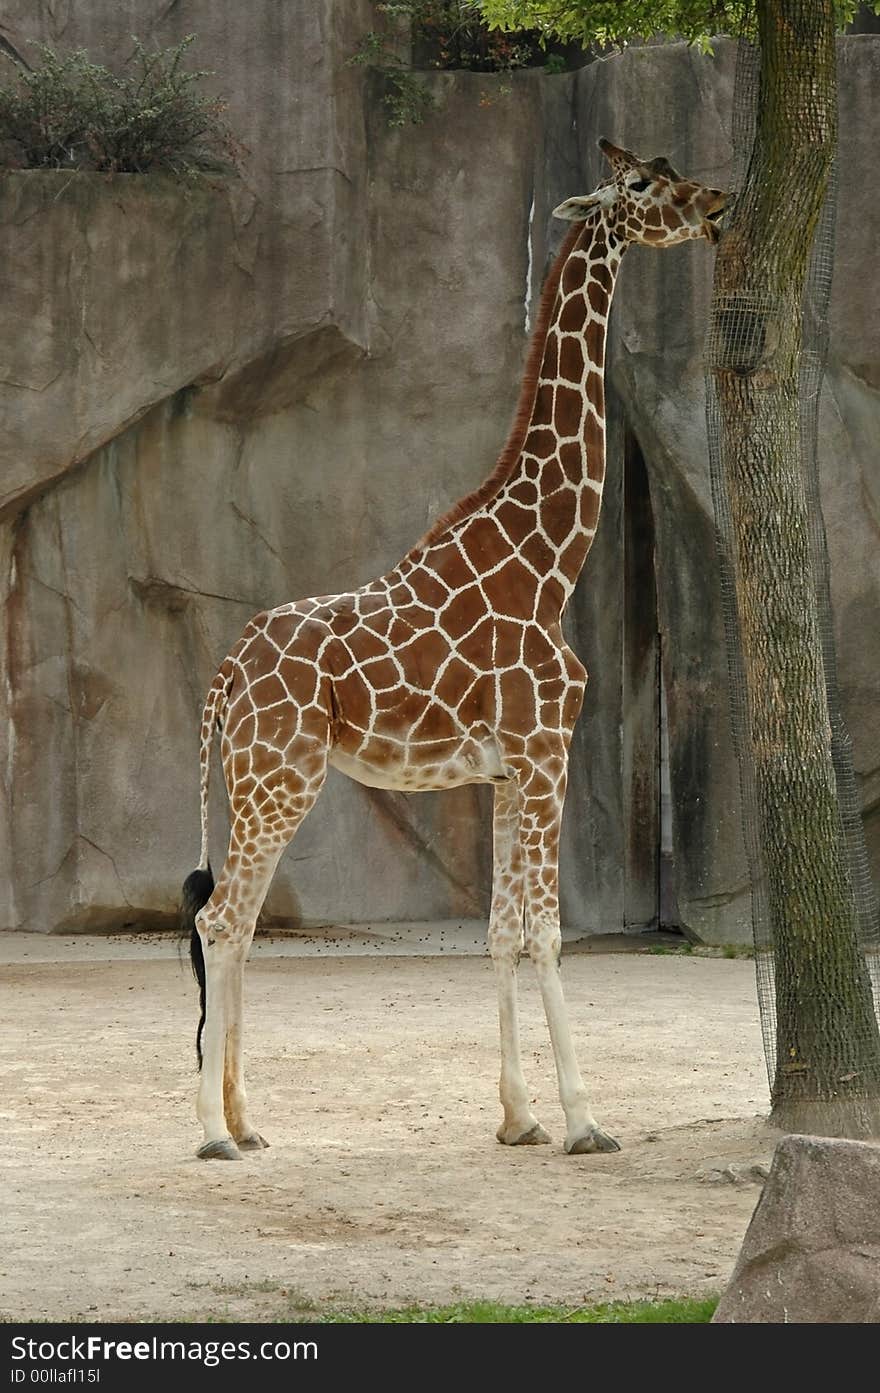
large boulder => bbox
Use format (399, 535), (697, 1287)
(713, 1134), (880, 1322)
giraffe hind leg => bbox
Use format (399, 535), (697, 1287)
(223, 948), (269, 1150)
(194, 743), (328, 1159)
(184, 876), (245, 1160)
(489, 782), (552, 1147)
(195, 838), (298, 1159)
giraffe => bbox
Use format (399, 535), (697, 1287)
(181, 138), (726, 1161)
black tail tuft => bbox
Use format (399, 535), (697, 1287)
(181, 866), (214, 1070)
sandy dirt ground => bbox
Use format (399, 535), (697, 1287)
(0, 935), (780, 1322)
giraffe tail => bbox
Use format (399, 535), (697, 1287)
(181, 866), (213, 1069)
(195, 666), (232, 873)
(180, 667), (231, 1069)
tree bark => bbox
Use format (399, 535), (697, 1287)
(710, 0), (880, 1136)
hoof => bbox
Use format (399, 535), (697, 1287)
(237, 1132), (270, 1151)
(197, 1137), (242, 1161)
(497, 1121), (552, 1146)
(565, 1126), (621, 1155)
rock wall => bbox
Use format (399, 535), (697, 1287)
(0, 4), (877, 941)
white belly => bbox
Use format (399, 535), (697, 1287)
(328, 742), (508, 792)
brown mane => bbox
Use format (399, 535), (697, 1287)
(405, 218), (585, 559)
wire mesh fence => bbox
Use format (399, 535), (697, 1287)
(703, 38), (880, 1085)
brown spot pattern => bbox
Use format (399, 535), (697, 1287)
(558, 335), (586, 385)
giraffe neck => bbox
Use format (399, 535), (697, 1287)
(406, 212), (625, 625)
(484, 212), (624, 615)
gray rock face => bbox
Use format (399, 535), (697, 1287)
(0, 8), (877, 939)
(713, 1134), (880, 1322)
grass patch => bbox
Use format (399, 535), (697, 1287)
(320, 1296), (718, 1323)
(207, 1278), (317, 1303)
(63, 1295), (718, 1325)
(691, 943), (754, 960)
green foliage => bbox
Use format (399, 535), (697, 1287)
(476, 1), (880, 49)
(400, 1), (545, 70)
(347, 29), (436, 128)
(354, 0), (880, 128)
(382, 68), (436, 127)
(350, 2), (572, 127)
(0, 36), (239, 174)
(320, 1296), (718, 1322)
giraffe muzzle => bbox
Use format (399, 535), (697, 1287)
(702, 195), (728, 244)
(704, 210), (724, 244)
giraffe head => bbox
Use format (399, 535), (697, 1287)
(553, 137), (726, 246)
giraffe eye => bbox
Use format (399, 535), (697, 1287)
(629, 179), (651, 193)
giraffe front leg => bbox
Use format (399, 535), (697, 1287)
(519, 783), (620, 1157)
(489, 782), (551, 1147)
(531, 936), (620, 1155)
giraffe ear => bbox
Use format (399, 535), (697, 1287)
(646, 155), (680, 180)
(552, 185), (615, 221)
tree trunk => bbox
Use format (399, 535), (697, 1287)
(710, 0), (880, 1135)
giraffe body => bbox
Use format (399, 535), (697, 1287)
(182, 140), (726, 1160)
